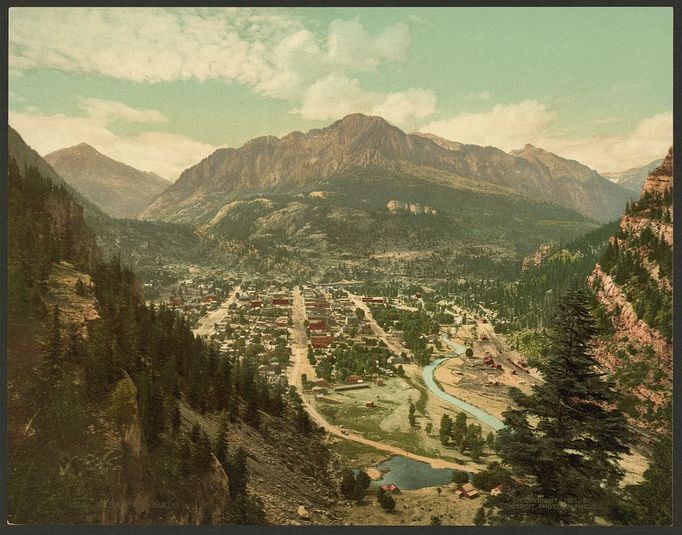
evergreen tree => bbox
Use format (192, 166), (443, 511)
(42, 305), (63, 380)
(624, 434), (672, 525)
(195, 430), (213, 472)
(408, 400), (416, 427)
(439, 414), (453, 445)
(228, 447), (249, 499)
(452, 412), (468, 446)
(214, 414), (230, 469)
(486, 285), (631, 524)
(340, 469), (357, 499)
(141, 377), (166, 450)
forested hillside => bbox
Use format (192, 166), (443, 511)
(7, 161), (339, 524)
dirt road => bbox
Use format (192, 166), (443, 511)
(347, 293), (412, 358)
(192, 286), (240, 338)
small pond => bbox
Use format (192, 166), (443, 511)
(371, 455), (457, 490)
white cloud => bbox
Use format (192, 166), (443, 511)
(326, 19), (410, 70)
(548, 112), (673, 172)
(297, 75), (436, 125)
(420, 101), (672, 172)
(9, 100), (215, 179)
(9, 8), (419, 120)
(79, 97), (168, 123)
(421, 100), (557, 151)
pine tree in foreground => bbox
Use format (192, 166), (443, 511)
(484, 284), (630, 525)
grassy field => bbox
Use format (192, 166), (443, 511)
(312, 377), (471, 464)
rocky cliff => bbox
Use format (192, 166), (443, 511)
(588, 148), (673, 430)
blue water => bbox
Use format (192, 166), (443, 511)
(423, 357), (505, 431)
(372, 455), (455, 490)
(440, 334), (467, 355)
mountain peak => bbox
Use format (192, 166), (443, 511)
(328, 113), (396, 133)
(44, 143), (170, 219)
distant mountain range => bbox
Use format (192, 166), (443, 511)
(10, 115), (638, 276)
(45, 143), (169, 219)
(141, 113), (631, 225)
(602, 158), (664, 193)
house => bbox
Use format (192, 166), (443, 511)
(456, 483), (479, 499)
(380, 484), (400, 493)
(334, 383), (371, 392)
(272, 298), (291, 306)
(312, 386), (329, 395)
(313, 379), (331, 388)
(308, 319), (327, 331)
(311, 335), (333, 348)
(375, 377), (385, 386)
(345, 375), (362, 385)
(250, 300), (263, 308)
(490, 485), (504, 496)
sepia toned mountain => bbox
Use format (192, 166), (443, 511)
(45, 143), (170, 219)
(141, 114), (632, 225)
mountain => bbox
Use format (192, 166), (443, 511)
(588, 148), (673, 430)
(602, 158), (664, 193)
(142, 114), (631, 224)
(508, 143), (633, 221)
(45, 143), (170, 219)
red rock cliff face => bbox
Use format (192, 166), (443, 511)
(588, 148), (673, 430)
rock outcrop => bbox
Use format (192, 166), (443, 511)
(386, 200), (437, 215)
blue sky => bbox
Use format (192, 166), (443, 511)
(9, 7), (673, 179)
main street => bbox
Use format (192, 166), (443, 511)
(192, 285), (241, 338)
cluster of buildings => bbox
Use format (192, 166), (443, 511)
(200, 283), (295, 386)
(301, 286), (373, 350)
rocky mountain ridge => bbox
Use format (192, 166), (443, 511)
(603, 158), (664, 193)
(141, 113), (631, 224)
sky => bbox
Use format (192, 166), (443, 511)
(8, 7), (673, 180)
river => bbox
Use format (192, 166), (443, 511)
(423, 355), (505, 431)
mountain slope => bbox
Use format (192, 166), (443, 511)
(588, 148), (673, 430)
(602, 159), (664, 193)
(509, 143), (633, 221)
(45, 143), (170, 219)
(9, 126), (111, 225)
(141, 113), (632, 224)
